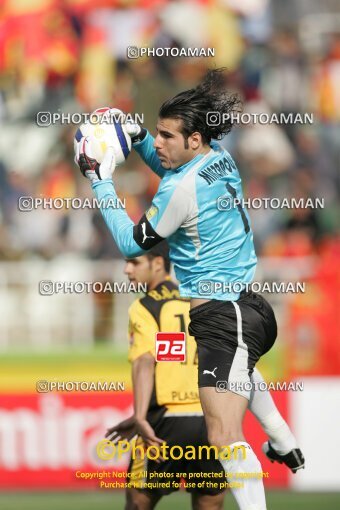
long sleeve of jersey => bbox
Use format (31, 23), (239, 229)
(92, 174), (194, 258)
(92, 179), (145, 257)
(133, 131), (166, 179)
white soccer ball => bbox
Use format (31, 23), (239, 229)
(74, 107), (131, 165)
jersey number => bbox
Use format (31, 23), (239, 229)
(225, 183), (250, 234)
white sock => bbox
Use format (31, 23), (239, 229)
(249, 368), (297, 454)
(219, 441), (266, 510)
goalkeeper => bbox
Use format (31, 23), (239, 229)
(76, 68), (304, 510)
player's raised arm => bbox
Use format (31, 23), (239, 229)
(76, 137), (193, 258)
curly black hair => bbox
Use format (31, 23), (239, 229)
(159, 68), (242, 144)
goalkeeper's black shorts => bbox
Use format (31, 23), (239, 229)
(189, 290), (277, 399)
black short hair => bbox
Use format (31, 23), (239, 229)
(146, 241), (171, 273)
(159, 67), (242, 144)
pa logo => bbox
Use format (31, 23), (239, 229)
(155, 332), (186, 362)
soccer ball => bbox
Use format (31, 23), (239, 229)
(74, 107), (131, 165)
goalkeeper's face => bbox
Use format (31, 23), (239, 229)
(154, 118), (207, 170)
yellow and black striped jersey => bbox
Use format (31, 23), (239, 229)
(128, 279), (202, 417)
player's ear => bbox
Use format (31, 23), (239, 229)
(189, 131), (202, 150)
(152, 256), (165, 274)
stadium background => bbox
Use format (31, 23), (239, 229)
(0, 0), (339, 508)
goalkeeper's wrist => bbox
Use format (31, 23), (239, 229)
(131, 127), (147, 144)
(91, 177), (114, 189)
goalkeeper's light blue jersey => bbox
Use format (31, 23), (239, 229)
(92, 131), (257, 301)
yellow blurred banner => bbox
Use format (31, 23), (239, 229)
(0, 353), (131, 393)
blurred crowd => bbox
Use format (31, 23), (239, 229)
(0, 0), (339, 262)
